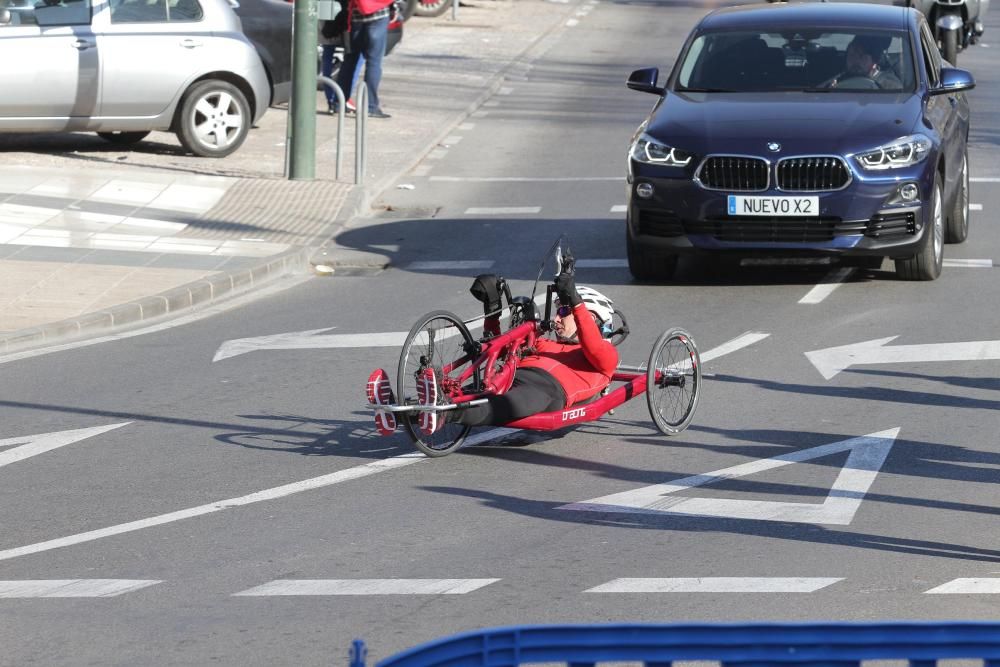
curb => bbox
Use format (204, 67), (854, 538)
(0, 247), (311, 356)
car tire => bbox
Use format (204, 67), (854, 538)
(414, 0), (451, 17)
(97, 131), (151, 145)
(945, 150), (969, 243)
(895, 175), (944, 281)
(626, 229), (678, 282)
(175, 80), (251, 158)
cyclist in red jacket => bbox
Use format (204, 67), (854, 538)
(366, 272), (619, 436)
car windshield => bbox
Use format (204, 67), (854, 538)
(674, 29), (915, 93)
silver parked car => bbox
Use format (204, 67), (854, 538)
(0, 0), (270, 157)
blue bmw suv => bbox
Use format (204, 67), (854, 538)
(625, 2), (975, 281)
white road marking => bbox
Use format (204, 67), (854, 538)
(561, 429), (898, 525)
(0, 580), (160, 598)
(586, 578), (843, 593)
(699, 331), (770, 363)
(213, 328), (410, 361)
(0, 428), (516, 563)
(405, 260), (494, 271)
(234, 579), (499, 596)
(432, 176), (621, 182)
(970, 203), (983, 210)
(944, 258), (992, 267)
(442, 135), (463, 145)
(610, 204), (627, 213)
(412, 165), (433, 177)
(924, 578), (1000, 594)
(799, 267), (854, 305)
(971, 177), (1000, 182)
(464, 207), (541, 215)
(575, 259), (627, 268)
(498, 87), (514, 96)
(0, 423), (130, 470)
(0, 335), (762, 563)
(806, 336), (1000, 379)
(566, 17), (578, 26)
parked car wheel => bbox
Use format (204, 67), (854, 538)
(945, 150), (969, 243)
(97, 131), (151, 145)
(627, 229), (678, 282)
(895, 176), (944, 280)
(414, 0), (451, 17)
(175, 80), (251, 158)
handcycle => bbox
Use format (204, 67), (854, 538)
(370, 237), (702, 457)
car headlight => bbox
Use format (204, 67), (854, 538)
(630, 133), (693, 167)
(854, 134), (932, 171)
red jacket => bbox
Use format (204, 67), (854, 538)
(519, 303), (619, 407)
(354, 0), (393, 16)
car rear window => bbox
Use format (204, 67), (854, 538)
(675, 29), (915, 93)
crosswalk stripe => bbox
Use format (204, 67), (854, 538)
(234, 579), (500, 596)
(586, 578), (843, 593)
(943, 258), (993, 267)
(0, 580), (160, 598)
(924, 578), (1000, 594)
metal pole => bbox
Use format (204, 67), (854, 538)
(316, 75), (345, 180)
(355, 83), (367, 185)
(287, 0), (319, 180)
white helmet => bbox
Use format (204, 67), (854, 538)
(576, 285), (615, 336)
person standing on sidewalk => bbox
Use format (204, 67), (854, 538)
(333, 0), (395, 119)
(319, 1), (362, 114)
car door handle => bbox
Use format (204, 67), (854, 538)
(71, 39), (93, 50)
(179, 38), (203, 48)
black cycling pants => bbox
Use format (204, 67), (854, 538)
(452, 367), (566, 427)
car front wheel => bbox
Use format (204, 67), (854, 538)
(945, 150), (969, 243)
(175, 80), (251, 158)
(895, 176), (944, 280)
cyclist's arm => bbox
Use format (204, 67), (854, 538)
(572, 303), (618, 375)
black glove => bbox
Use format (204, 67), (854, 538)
(470, 274), (502, 316)
(555, 271), (582, 307)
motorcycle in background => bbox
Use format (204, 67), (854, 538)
(908, 0), (989, 65)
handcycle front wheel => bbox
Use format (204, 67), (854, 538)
(397, 310), (478, 457)
(646, 327), (701, 435)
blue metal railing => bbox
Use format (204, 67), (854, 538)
(352, 622), (1000, 667)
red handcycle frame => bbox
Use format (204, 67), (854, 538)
(375, 282), (701, 456)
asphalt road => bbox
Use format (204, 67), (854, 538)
(2, 1), (1000, 665)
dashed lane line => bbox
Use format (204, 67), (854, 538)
(585, 578), (843, 593)
(233, 579), (500, 596)
(405, 260), (494, 271)
(944, 258), (993, 267)
(924, 578), (1000, 594)
(0, 580), (160, 598)
(464, 206), (541, 215)
(430, 176), (622, 182)
(0, 336), (764, 563)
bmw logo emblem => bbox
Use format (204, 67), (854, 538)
(767, 142), (782, 152)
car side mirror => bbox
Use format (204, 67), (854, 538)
(627, 67), (665, 95)
(930, 67), (975, 95)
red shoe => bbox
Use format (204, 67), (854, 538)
(416, 368), (441, 435)
(366, 369), (396, 436)
(346, 98), (357, 113)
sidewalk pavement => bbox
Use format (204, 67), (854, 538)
(0, 0), (579, 356)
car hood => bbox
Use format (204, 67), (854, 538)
(645, 92), (924, 157)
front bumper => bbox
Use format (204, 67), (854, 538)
(627, 163), (933, 259)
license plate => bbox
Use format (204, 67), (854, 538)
(728, 195), (819, 217)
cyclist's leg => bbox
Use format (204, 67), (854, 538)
(451, 368), (565, 427)
(366, 369), (397, 435)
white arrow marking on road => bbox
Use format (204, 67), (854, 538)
(560, 428), (899, 525)
(212, 327), (409, 362)
(805, 336), (1000, 380)
(0, 423), (130, 470)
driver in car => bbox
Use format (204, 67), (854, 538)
(365, 270), (619, 436)
(829, 35), (902, 89)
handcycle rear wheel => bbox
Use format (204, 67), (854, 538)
(646, 327), (701, 435)
(397, 310), (478, 457)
